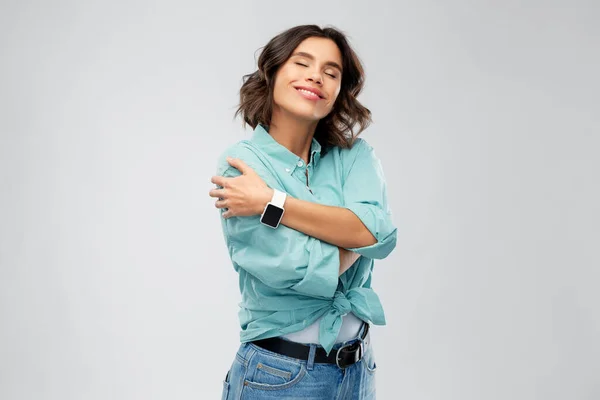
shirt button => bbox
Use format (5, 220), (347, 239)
(297, 160), (303, 167)
(285, 168), (291, 173)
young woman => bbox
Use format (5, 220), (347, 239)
(209, 24), (397, 400)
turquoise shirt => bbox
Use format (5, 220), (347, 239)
(215, 124), (397, 355)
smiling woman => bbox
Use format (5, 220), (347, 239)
(234, 25), (371, 150)
(211, 24), (397, 400)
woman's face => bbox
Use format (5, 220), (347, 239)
(272, 37), (343, 122)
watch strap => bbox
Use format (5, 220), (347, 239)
(271, 189), (286, 208)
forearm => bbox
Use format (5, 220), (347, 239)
(279, 195), (377, 249)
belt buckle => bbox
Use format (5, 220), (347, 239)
(335, 340), (364, 369)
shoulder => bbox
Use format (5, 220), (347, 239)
(215, 140), (282, 188)
(335, 137), (376, 167)
(215, 140), (266, 177)
(349, 137), (374, 153)
(336, 137), (373, 156)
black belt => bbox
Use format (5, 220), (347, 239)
(251, 323), (369, 369)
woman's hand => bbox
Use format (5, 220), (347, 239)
(209, 157), (274, 219)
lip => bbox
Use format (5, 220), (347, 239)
(293, 85), (325, 100)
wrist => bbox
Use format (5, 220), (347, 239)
(259, 188), (275, 214)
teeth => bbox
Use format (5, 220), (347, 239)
(297, 88), (319, 98)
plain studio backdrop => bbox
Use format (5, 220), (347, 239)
(1, 1), (599, 399)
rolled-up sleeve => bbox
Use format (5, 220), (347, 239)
(343, 139), (398, 259)
(217, 158), (340, 299)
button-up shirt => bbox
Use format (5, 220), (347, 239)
(215, 123), (397, 355)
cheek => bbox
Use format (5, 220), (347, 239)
(325, 90), (340, 109)
(272, 74), (294, 104)
(331, 85), (341, 100)
(272, 81), (286, 105)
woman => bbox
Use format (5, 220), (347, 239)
(209, 24), (397, 400)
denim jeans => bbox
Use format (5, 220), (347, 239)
(221, 324), (377, 399)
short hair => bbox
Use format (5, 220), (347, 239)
(234, 24), (372, 151)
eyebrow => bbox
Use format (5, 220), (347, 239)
(291, 51), (343, 73)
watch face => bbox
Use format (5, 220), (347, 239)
(261, 203), (284, 228)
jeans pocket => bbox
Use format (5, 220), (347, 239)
(362, 346), (377, 374)
(221, 370), (230, 400)
(255, 362), (293, 383)
(244, 346), (307, 390)
(365, 358), (377, 374)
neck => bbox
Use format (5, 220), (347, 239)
(268, 107), (318, 164)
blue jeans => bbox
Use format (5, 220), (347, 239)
(221, 324), (377, 399)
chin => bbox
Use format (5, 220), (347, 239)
(285, 104), (326, 121)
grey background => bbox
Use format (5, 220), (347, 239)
(1, 1), (599, 399)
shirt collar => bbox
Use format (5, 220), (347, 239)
(251, 124), (322, 174)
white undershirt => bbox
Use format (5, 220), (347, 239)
(281, 312), (364, 344)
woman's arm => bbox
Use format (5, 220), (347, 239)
(210, 157), (375, 249)
(211, 139), (397, 259)
(281, 195), (376, 249)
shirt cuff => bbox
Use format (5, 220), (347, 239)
(345, 202), (397, 260)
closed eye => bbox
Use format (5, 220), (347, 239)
(295, 62), (338, 79)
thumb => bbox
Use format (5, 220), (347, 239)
(226, 157), (250, 175)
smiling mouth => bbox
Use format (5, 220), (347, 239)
(295, 87), (323, 100)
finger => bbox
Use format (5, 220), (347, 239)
(208, 188), (226, 198)
(227, 157), (252, 175)
(210, 175), (229, 188)
(214, 199), (228, 209)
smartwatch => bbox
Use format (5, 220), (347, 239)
(260, 189), (286, 229)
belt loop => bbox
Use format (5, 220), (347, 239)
(358, 322), (369, 348)
(306, 344), (316, 371)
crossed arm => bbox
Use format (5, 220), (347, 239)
(210, 140), (397, 287)
(210, 157), (376, 249)
(278, 196), (373, 276)
(209, 159), (368, 275)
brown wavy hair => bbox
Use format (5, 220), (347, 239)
(234, 24), (372, 151)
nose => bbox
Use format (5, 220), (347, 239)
(307, 70), (323, 85)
